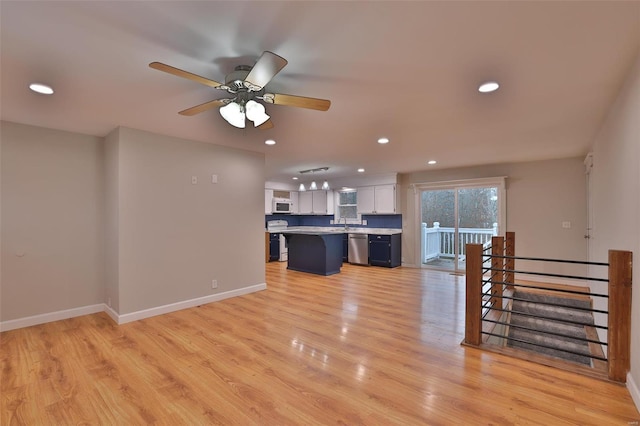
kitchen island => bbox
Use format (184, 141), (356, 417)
(282, 230), (344, 276)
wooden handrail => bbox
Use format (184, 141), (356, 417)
(608, 249), (632, 382)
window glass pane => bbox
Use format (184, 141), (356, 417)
(339, 205), (358, 219)
(339, 191), (357, 205)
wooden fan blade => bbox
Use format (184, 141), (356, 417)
(179, 99), (229, 116)
(269, 93), (331, 111)
(244, 51), (288, 90)
(257, 119), (274, 130)
(149, 62), (223, 89)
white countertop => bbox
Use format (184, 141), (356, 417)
(269, 226), (401, 235)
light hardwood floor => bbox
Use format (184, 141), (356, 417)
(1, 262), (639, 425)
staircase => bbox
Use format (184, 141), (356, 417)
(507, 290), (595, 365)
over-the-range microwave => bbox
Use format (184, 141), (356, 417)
(272, 198), (293, 214)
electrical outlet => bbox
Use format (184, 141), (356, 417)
(211, 279), (218, 289)
(107, 297), (112, 307)
(191, 175), (198, 184)
(211, 174), (218, 184)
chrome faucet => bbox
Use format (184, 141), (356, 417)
(342, 216), (349, 231)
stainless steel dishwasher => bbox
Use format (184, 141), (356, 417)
(348, 233), (369, 265)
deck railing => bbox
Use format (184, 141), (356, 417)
(463, 232), (632, 383)
(421, 222), (497, 262)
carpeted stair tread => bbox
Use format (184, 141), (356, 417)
(511, 301), (594, 324)
(507, 290), (594, 366)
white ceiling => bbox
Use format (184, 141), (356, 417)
(2, 1), (639, 184)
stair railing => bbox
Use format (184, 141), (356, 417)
(463, 233), (632, 383)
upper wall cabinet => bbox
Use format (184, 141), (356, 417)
(265, 189), (274, 214)
(298, 190), (334, 215)
(289, 191), (299, 214)
(357, 184), (397, 214)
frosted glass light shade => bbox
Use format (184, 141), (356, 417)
(322, 181), (330, 190)
(310, 181), (318, 190)
(245, 100), (270, 126)
(220, 102), (245, 128)
(299, 183), (306, 191)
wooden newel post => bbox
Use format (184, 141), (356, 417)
(465, 243), (483, 346)
(608, 250), (632, 382)
(490, 236), (505, 309)
(505, 232), (515, 289)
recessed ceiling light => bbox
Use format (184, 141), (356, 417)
(357, 168), (365, 173)
(478, 81), (499, 93)
(427, 160), (437, 165)
(29, 83), (54, 95)
(292, 177), (299, 180)
(377, 137), (390, 144)
(265, 139), (276, 145)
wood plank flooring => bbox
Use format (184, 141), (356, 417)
(1, 263), (638, 425)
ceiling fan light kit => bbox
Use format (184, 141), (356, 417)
(245, 100), (270, 127)
(219, 102), (246, 128)
(149, 51), (331, 130)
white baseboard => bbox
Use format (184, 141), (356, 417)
(104, 304), (119, 323)
(0, 283), (267, 331)
(628, 372), (640, 414)
(0, 303), (105, 332)
(115, 283), (266, 324)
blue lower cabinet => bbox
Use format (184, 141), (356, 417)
(368, 234), (401, 267)
(284, 233), (343, 276)
(269, 233), (280, 261)
(343, 234), (349, 262)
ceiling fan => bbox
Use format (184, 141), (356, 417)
(149, 51), (331, 129)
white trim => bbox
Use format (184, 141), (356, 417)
(0, 303), (105, 332)
(0, 283), (267, 331)
(410, 176), (507, 191)
(628, 372), (640, 413)
(104, 304), (119, 323)
(115, 283), (267, 324)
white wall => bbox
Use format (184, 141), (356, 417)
(111, 127), (266, 314)
(400, 157), (588, 276)
(589, 51), (640, 407)
(1, 122), (266, 326)
(1, 122), (105, 320)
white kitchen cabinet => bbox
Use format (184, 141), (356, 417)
(312, 191), (327, 214)
(357, 184), (396, 214)
(298, 190), (333, 214)
(298, 191), (312, 214)
(265, 189), (274, 214)
(289, 191), (299, 214)
(374, 184), (396, 213)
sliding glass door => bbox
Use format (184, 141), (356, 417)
(418, 179), (504, 273)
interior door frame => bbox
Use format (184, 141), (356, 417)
(413, 177), (507, 272)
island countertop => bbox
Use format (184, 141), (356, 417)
(281, 226), (401, 235)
